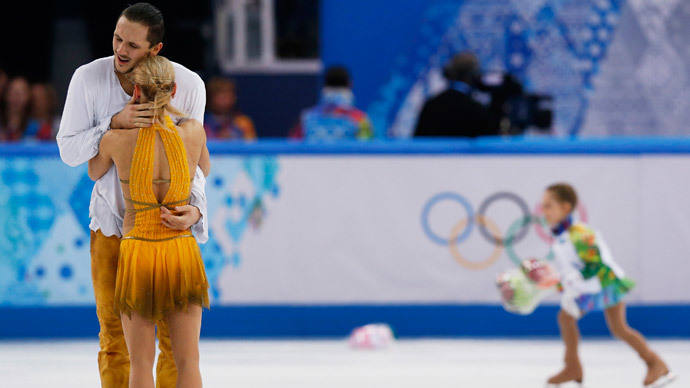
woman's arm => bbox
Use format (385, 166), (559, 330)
(185, 118), (211, 176)
(87, 131), (115, 181)
(198, 142), (211, 177)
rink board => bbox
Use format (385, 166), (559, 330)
(1, 304), (689, 339)
(0, 138), (689, 337)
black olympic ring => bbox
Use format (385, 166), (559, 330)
(476, 191), (531, 246)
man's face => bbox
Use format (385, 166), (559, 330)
(112, 16), (160, 74)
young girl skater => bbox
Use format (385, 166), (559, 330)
(542, 183), (675, 388)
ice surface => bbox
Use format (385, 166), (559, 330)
(0, 339), (686, 387)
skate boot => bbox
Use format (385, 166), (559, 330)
(546, 357), (583, 387)
(643, 355), (676, 388)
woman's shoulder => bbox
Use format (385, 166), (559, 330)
(178, 118), (205, 134)
(102, 128), (137, 146)
(98, 129), (137, 159)
(177, 119), (207, 145)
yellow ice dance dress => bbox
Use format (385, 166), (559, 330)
(114, 116), (209, 322)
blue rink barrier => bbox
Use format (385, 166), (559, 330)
(1, 304), (689, 339)
(1, 137), (690, 339)
(3, 136), (690, 157)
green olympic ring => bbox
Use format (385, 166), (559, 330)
(504, 215), (555, 267)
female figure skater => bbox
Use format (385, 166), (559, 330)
(542, 183), (675, 388)
(88, 55), (210, 388)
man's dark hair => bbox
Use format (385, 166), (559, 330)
(120, 3), (165, 47)
(443, 52), (481, 84)
(324, 66), (351, 88)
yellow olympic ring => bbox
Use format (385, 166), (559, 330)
(447, 215), (504, 270)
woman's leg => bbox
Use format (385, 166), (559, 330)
(121, 312), (156, 388)
(548, 309), (584, 384)
(604, 302), (669, 385)
(155, 318), (178, 388)
(166, 305), (203, 388)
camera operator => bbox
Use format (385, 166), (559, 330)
(414, 52), (500, 138)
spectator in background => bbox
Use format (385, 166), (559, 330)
(414, 52), (500, 138)
(0, 68), (7, 132)
(0, 68), (8, 105)
(0, 77), (32, 142)
(204, 77), (256, 140)
(25, 83), (61, 141)
(291, 66), (374, 141)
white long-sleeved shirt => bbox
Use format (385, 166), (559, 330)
(57, 56), (209, 243)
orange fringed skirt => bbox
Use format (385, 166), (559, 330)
(114, 236), (210, 322)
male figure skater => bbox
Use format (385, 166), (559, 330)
(57, 3), (208, 387)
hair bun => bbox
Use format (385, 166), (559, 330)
(147, 82), (174, 94)
(128, 56), (187, 124)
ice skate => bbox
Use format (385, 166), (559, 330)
(546, 360), (583, 387)
(546, 383), (583, 388)
(545, 378), (583, 387)
(644, 370), (676, 388)
(643, 354), (675, 387)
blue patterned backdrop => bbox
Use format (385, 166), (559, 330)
(200, 157), (280, 300)
(0, 158), (85, 304)
(322, 0), (690, 137)
(0, 155), (280, 306)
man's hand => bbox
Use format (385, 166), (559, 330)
(110, 95), (155, 129)
(160, 205), (202, 230)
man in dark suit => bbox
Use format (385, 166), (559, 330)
(414, 52), (500, 138)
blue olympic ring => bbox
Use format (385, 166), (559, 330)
(421, 192), (475, 246)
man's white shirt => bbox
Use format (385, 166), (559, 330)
(57, 56), (209, 243)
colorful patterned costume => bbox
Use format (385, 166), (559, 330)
(551, 216), (635, 317)
(114, 116), (209, 322)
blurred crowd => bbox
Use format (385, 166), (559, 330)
(204, 65), (375, 142)
(0, 69), (61, 142)
(0, 64), (373, 144)
(1, 52), (510, 144)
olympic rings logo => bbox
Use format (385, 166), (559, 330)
(421, 192), (588, 270)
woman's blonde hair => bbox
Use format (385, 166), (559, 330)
(127, 55), (187, 126)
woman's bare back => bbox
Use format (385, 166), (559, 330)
(107, 119), (208, 234)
